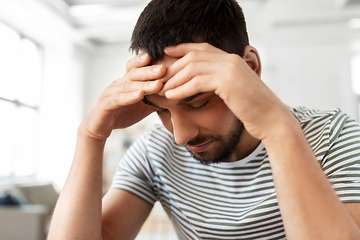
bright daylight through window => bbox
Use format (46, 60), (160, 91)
(0, 22), (43, 178)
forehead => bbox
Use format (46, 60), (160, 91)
(145, 92), (207, 109)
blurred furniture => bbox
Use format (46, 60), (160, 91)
(0, 182), (58, 240)
(0, 204), (49, 240)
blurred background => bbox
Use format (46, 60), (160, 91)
(0, 0), (360, 239)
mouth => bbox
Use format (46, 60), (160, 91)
(186, 140), (213, 153)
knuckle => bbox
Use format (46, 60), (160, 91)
(180, 64), (194, 81)
(128, 67), (135, 74)
(125, 58), (133, 72)
(192, 76), (202, 89)
(102, 95), (113, 110)
(99, 86), (112, 98)
(229, 53), (241, 63)
(187, 61), (196, 71)
(121, 80), (131, 92)
(141, 81), (148, 90)
(187, 50), (197, 60)
(127, 68), (136, 78)
(111, 78), (121, 85)
(200, 42), (211, 50)
(228, 54), (241, 67)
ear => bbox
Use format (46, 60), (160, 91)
(242, 45), (262, 78)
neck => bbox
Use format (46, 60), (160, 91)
(230, 130), (261, 162)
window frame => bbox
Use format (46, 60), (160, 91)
(0, 21), (44, 180)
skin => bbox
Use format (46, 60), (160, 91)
(144, 55), (259, 163)
(47, 42), (360, 240)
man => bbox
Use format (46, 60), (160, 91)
(48, 0), (360, 239)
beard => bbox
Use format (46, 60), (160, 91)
(186, 118), (245, 165)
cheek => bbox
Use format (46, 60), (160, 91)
(202, 104), (234, 131)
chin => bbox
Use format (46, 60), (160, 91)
(189, 150), (231, 165)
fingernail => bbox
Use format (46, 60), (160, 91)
(149, 81), (158, 86)
(165, 90), (174, 97)
(152, 65), (162, 72)
(140, 53), (148, 60)
(165, 45), (175, 50)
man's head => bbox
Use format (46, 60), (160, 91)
(142, 55), (257, 164)
(134, 0), (260, 164)
(130, 0), (249, 62)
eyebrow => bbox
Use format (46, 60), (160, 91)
(142, 96), (159, 108)
(179, 92), (204, 104)
(142, 92), (205, 108)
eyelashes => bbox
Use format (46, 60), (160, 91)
(156, 100), (210, 115)
(189, 100), (210, 111)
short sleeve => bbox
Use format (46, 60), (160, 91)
(110, 132), (157, 205)
(321, 112), (360, 203)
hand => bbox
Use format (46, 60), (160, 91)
(80, 53), (166, 141)
(159, 43), (295, 140)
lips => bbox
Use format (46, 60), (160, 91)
(186, 141), (213, 153)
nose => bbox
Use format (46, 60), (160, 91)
(171, 112), (199, 146)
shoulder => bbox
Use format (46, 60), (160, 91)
(289, 106), (351, 137)
(289, 106), (360, 161)
(289, 106), (344, 124)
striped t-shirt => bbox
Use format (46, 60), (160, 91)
(111, 107), (360, 239)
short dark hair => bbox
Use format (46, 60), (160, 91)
(130, 0), (249, 62)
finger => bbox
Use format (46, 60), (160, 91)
(103, 80), (163, 97)
(125, 52), (152, 73)
(159, 51), (227, 85)
(102, 90), (146, 111)
(165, 74), (219, 100)
(164, 42), (224, 58)
(129, 65), (166, 81)
(113, 64), (166, 86)
(159, 61), (222, 95)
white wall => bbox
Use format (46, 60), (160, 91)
(83, 42), (132, 112)
(84, 28), (360, 128)
(3, 0), (358, 189)
(255, 23), (358, 120)
(243, 0), (360, 120)
(0, 0), (93, 189)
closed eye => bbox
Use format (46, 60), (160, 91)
(187, 100), (210, 111)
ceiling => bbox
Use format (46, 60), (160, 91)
(45, 0), (360, 44)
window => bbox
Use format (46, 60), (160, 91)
(0, 22), (43, 178)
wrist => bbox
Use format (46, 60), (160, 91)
(262, 113), (313, 164)
(77, 124), (108, 146)
(262, 108), (304, 146)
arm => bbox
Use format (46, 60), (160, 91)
(102, 189), (152, 240)
(264, 118), (360, 239)
(160, 42), (360, 239)
(345, 203), (360, 227)
(47, 53), (165, 240)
